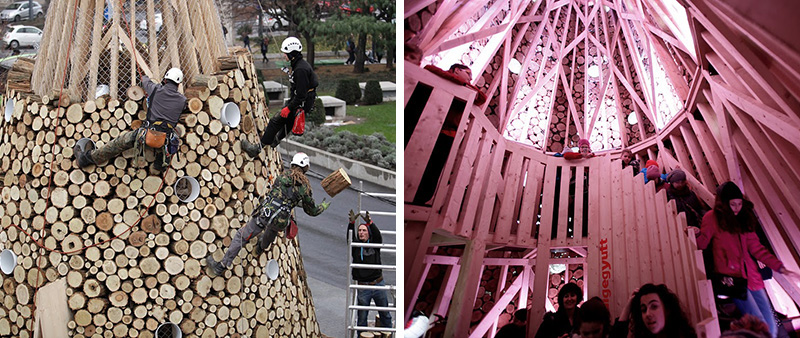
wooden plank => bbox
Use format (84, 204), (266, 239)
(69, 0), (95, 98)
(435, 118), (481, 233)
(35, 278), (69, 338)
(622, 160), (641, 288)
(516, 163), (545, 246)
(443, 238), (487, 337)
(573, 164), (585, 238)
(652, 187), (679, 294)
(494, 153), (525, 244)
(468, 273), (523, 338)
(187, 0), (214, 74)
(555, 163), (572, 245)
(161, 0), (180, 68)
(732, 134), (800, 253)
(117, 29), (154, 78)
(455, 128), (497, 237)
(640, 174), (667, 286)
(404, 221), (434, 319)
(175, 0), (200, 76)
(610, 153), (628, 312)
(404, 91), (455, 202)
(662, 194), (699, 322)
(669, 133), (696, 178)
(472, 139), (508, 236)
(686, 113), (728, 183)
(431, 265), (461, 317)
(87, 0), (105, 98)
(527, 163), (560, 336)
(52, 0), (78, 94)
(679, 125), (715, 188)
(147, 0), (159, 78)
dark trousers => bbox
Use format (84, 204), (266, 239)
(261, 92), (316, 146)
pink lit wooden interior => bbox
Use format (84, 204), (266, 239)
(404, 0), (800, 336)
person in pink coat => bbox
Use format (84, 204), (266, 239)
(692, 182), (799, 338)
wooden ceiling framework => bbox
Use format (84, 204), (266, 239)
(406, 0), (800, 336)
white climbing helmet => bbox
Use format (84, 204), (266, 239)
(291, 152), (310, 168)
(281, 37), (303, 53)
(164, 67), (183, 84)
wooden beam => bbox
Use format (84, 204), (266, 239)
(117, 29), (154, 79)
(678, 124), (715, 188)
(444, 238), (487, 337)
(469, 273), (524, 338)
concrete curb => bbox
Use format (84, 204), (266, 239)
(277, 139), (395, 189)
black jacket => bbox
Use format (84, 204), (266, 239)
(287, 56), (318, 111)
(349, 221), (382, 282)
(535, 310), (576, 338)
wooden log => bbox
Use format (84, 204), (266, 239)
(127, 86), (145, 101)
(185, 86), (210, 101)
(189, 74), (218, 91)
(217, 56), (238, 70)
(321, 168), (352, 197)
(188, 97), (203, 113)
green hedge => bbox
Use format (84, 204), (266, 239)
(363, 80), (383, 105)
(334, 79), (361, 104)
(293, 126), (395, 170)
(309, 97), (325, 126)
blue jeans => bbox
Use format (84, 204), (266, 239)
(356, 280), (393, 329)
(734, 288), (777, 338)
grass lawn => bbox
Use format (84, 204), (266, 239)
(335, 101), (396, 142)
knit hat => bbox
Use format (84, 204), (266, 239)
(667, 169), (686, 183)
(719, 181), (743, 202)
(645, 160), (659, 168)
(646, 166), (661, 181)
(578, 139), (590, 147)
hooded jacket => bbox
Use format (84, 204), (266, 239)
(348, 220), (383, 282)
(695, 211), (783, 291)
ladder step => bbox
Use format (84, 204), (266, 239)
(349, 305), (396, 312)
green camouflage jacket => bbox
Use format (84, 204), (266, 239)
(253, 170), (324, 230)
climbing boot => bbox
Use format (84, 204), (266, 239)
(76, 151), (95, 168)
(73, 138), (96, 168)
(241, 139), (262, 158)
(253, 243), (265, 257)
(206, 255), (226, 276)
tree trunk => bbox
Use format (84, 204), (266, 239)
(385, 33), (394, 69)
(303, 32), (316, 68)
(353, 32), (367, 73)
(258, 11), (264, 38)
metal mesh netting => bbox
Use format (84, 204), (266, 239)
(31, 0), (227, 102)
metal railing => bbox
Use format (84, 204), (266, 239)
(348, 182), (397, 338)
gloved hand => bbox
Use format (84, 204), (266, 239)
(363, 211), (372, 224)
(320, 199), (330, 211)
(348, 209), (360, 223)
(280, 106), (291, 118)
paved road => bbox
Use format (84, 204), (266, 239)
(290, 157), (397, 338)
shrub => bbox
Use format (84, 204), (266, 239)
(335, 79), (361, 104)
(363, 80), (383, 105)
(309, 97), (325, 126)
(291, 126), (395, 170)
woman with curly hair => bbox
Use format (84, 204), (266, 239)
(613, 284), (696, 338)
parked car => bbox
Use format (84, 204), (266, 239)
(264, 10), (289, 30)
(2, 25), (42, 49)
(0, 1), (44, 22)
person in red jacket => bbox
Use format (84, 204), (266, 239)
(692, 182), (799, 338)
(563, 138), (595, 160)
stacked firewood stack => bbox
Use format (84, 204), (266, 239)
(0, 48), (322, 338)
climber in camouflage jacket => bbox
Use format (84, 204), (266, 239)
(207, 152), (329, 274)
